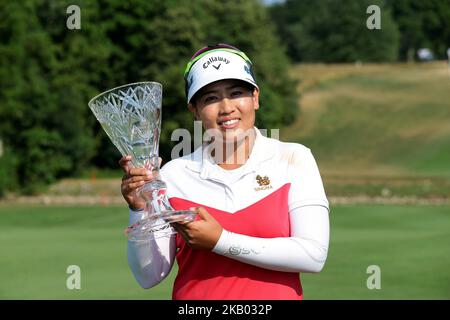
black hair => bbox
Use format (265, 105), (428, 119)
(190, 80), (256, 107)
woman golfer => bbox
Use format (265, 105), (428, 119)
(120, 44), (330, 300)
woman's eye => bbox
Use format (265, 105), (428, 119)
(231, 90), (243, 97)
(204, 96), (216, 103)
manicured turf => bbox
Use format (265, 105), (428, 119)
(283, 62), (450, 178)
(0, 204), (449, 299)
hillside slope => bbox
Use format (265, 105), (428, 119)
(281, 62), (450, 198)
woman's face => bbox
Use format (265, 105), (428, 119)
(188, 79), (259, 142)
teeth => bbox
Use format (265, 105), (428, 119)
(222, 119), (238, 125)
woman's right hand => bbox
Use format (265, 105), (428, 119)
(119, 155), (161, 211)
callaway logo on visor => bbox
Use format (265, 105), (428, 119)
(183, 44), (258, 103)
(202, 56), (230, 70)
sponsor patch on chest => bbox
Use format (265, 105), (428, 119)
(254, 174), (273, 191)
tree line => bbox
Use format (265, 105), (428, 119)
(0, 0), (448, 195)
(0, 0), (297, 195)
(269, 0), (450, 62)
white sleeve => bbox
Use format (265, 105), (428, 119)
(212, 205), (330, 273)
(288, 147), (329, 212)
(127, 209), (176, 288)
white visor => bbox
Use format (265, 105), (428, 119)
(185, 50), (258, 103)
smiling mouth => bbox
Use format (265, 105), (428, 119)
(219, 119), (240, 126)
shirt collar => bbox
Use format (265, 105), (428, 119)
(185, 127), (275, 183)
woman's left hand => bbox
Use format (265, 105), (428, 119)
(172, 207), (223, 251)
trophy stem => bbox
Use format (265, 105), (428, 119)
(139, 176), (170, 213)
(124, 177), (197, 242)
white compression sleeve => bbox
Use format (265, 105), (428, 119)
(127, 210), (176, 288)
(212, 205), (330, 273)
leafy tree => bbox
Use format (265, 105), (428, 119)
(386, 0), (450, 60)
(0, 0), (100, 193)
(189, 0), (298, 130)
(0, 0), (297, 195)
(79, 0), (298, 166)
(270, 0), (400, 62)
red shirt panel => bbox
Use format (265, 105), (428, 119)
(169, 184), (303, 300)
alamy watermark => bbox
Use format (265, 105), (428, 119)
(66, 5), (81, 30)
(366, 5), (381, 30)
(170, 121), (279, 164)
(66, 265), (81, 290)
(366, 265), (381, 290)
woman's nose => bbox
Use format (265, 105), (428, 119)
(219, 97), (235, 114)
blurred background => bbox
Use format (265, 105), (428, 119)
(0, 0), (449, 299)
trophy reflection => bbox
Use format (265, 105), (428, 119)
(88, 82), (196, 241)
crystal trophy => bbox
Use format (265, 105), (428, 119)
(88, 82), (196, 241)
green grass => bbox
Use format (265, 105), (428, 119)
(0, 205), (175, 299)
(1, 204), (449, 299)
(302, 204), (450, 299)
(282, 62), (450, 179)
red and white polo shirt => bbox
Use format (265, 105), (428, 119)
(158, 127), (329, 300)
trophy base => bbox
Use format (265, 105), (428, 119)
(125, 210), (197, 242)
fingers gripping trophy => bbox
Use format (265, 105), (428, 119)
(88, 82), (196, 241)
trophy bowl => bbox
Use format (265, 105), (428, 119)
(88, 81), (196, 241)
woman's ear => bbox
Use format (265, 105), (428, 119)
(188, 103), (199, 120)
(252, 87), (260, 110)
